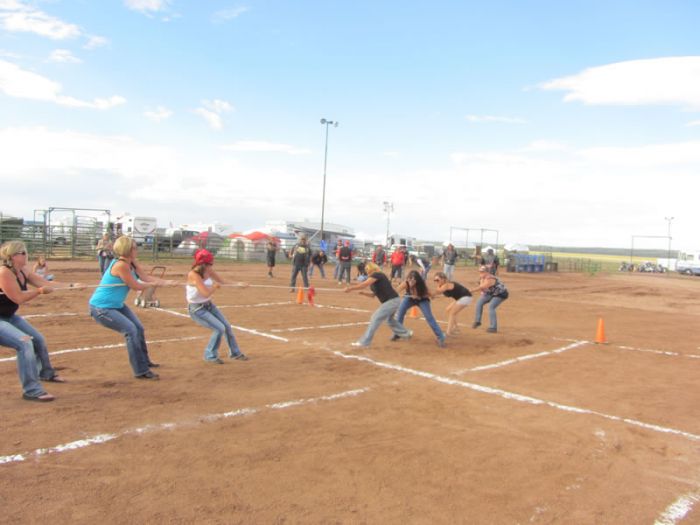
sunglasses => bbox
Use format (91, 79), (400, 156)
(14, 251), (27, 256)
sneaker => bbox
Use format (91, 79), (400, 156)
(231, 353), (249, 361)
(472, 322), (481, 329)
(486, 327), (497, 333)
(437, 338), (447, 348)
(147, 362), (160, 368)
(206, 358), (225, 364)
(136, 371), (160, 380)
(351, 341), (368, 348)
(399, 329), (413, 340)
(390, 334), (401, 342)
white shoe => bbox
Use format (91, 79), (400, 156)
(351, 341), (367, 348)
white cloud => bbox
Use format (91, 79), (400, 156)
(48, 49), (81, 64)
(144, 105), (173, 122)
(686, 120), (700, 127)
(123, 0), (170, 13)
(519, 140), (568, 153)
(465, 115), (526, 124)
(212, 6), (249, 23)
(221, 141), (310, 155)
(194, 99), (233, 129)
(541, 56), (700, 110)
(0, 59), (125, 109)
(84, 35), (108, 50)
(0, 1), (80, 40)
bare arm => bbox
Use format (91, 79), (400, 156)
(187, 270), (218, 298)
(345, 276), (377, 294)
(0, 268), (49, 304)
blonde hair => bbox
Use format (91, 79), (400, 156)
(0, 240), (28, 267)
(112, 236), (136, 258)
(365, 262), (380, 274)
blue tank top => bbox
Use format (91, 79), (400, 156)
(89, 259), (136, 308)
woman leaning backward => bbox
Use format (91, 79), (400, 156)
(0, 241), (80, 401)
(89, 236), (175, 380)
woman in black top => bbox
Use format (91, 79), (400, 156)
(0, 241), (78, 401)
(396, 270), (446, 347)
(432, 271), (472, 336)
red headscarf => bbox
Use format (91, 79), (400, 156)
(194, 249), (214, 266)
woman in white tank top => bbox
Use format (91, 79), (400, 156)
(187, 249), (249, 364)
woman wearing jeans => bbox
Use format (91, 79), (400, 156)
(187, 249), (248, 364)
(0, 241), (78, 401)
(396, 270), (446, 348)
(472, 265), (509, 333)
(89, 236), (175, 380)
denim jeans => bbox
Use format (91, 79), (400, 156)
(358, 297), (410, 346)
(396, 296), (445, 342)
(309, 263), (325, 278)
(333, 262), (341, 280)
(189, 302), (240, 360)
(290, 265), (309, 289)
(98, 254), (112, 274)
(90, 305), (151, 376)
(474, 294), (507, 330)
(443, 263), (455, 280)
(420, 263), (431, 280)
(0, 315), (54, 397)
(338, 262), (352, 283)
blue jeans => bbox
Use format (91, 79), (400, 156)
(396, 296), (445, 342)
(443, 263), (455, 280)
(420, 263), (431, 280)
(474, 294), (507, 330)
(309, 263), (325, 278)
(0, 315), (54, 397)
(98, 254), (112, 274)
(189, 302), (241, 360)
(358, 297), (411, 346)
(90, 305), (151, 376)
(338, 262), (352, 283)
(290, 265), (309, 289)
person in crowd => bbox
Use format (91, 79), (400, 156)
(0, 241), (79, 401)
(89, 236), (175, 379)
(344, 262), (412, 347)
(396, 270), (446, 347)
(309, 249), (328, 278)
(432, 271), (472, 336)
(372, 245), (387, 269)
(409, 254), (432, 280)
(266, 239), (277, 278)
(337, 240), (353, 285)
(471, 265), (509, 333)
(441, 244), (458, 281)
(332, 239), (344, 281)
(186, 249), (248, 364)
(390, 246), (406, 283)
(96, 233), (113, 274)
(483, 248), (500, 275)
(32, 254), (54, 281)
(356, 260), (368, 282)
(288, 235), (311, 292)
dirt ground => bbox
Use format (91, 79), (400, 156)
(2, 260), (700, 524)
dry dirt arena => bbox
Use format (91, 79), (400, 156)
(2, 260), (700, 524)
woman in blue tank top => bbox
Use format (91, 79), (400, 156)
(89, 236), (174, 380)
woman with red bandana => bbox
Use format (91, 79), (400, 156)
(187, 249), (249, 364)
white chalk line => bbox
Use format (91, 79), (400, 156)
(451, 340), (590, 375)
(271, 321), (370, 333)
(0, 336), (206, 363)
(0, 387), (370, 466)
(152, 307), (289, 342)
(616, 345), (700, 361)
(23, 312), (79, 319)
(332, 350), (700, 443)
(655, 492), (700, 525)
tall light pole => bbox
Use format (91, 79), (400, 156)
(383, 201), (394, 247)
(320, 118), (338, 248)
(665, 216), (674, 268)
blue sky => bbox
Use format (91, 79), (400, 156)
(1, 0), (699, 250)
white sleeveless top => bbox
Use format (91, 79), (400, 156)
(186, 277), (213, 304)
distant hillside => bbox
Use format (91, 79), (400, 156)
(528, 245), (671, 259)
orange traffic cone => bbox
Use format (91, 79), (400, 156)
(410, 306), (419, 319)
(594, 317), (608, 344)
(307, 286), (315, 307)
(296, 286), (304, 305)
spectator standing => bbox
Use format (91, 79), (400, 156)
(372, 246), (387, 269)
(390, 246), (406, 282)
(288, 235), (311, 292)
(266, 239), (277, 278)
(483, 248), (500, 275)
(96, 233), (113, 275)
(309, 249), (328, 278)
(409, 254), (432, 280)
(332, 239), (344, 281)
(337, 240), (353, 285)
(441, 244), (458, 281)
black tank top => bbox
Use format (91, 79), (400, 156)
(443, 282), (471, 300)
(0, 270), (27, 318)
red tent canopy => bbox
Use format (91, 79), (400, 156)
(229, 231), (278, 242)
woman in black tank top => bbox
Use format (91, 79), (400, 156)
(432, 272), (472, 336)
(0, 241), (77, 402)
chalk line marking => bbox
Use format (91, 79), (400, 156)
(0, 387), (369, 466)
(271, 321), (370, 333)
(152, 307), (289, 342)
(23, 312), (79, 319)
(313, 304), (372, 314)
(655, 492), (700, 525)
(451, 340), (589, 375)
(0, 336), (206, 363)
(616, 345), (700, 361)
(332, 350), (700, 442)
(166, 301), (294, 311)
